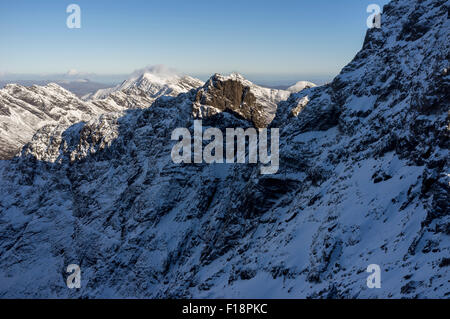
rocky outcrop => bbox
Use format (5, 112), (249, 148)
(193, 73), (290, 128)
(0, 83), (126, 159)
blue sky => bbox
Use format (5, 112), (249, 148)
(0, 0), (390, 83)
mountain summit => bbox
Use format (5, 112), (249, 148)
(193, 72), (290, 128)
(83, 67), (204, 102)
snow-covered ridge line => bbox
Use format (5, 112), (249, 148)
(0, 71), (205, 159)
(82, 71), (204, 101)
(0, 70), (298, 159)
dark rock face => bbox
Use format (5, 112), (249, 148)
(193, 73), (290, 128)
(195, 75), (260, 126)
(0, 0), (448, 298)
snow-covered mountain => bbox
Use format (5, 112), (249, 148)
(0, 83), (125, 159)
(193, 72), (291, 128)
(0, 0), (448, 299)
(85, 73), (204, 100)
(83, 67), (204, 107)
(287, 81), (317, 93)
(0, 79), (112, 97)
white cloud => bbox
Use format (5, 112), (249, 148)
(130, 64), (179, 77)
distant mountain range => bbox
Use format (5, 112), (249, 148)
(0, 79), (113, 98)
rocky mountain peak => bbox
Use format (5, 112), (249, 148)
(84, 69), (204, 101)
(193, 73), (290, 128)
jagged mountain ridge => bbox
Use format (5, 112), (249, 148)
(0, 83), (125, 159)
(84, 73), (204, 100)
(82, 70), (204, 107)
(16, 73), (293, 163)
(0, 0), (448, 298)
(0, 71), (205, 160)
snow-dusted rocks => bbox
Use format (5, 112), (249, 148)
(290, 96), (310, 117)
(0, 0), (448, 299)
(83, 67), (204, 109)
(0, 83), (125, 159)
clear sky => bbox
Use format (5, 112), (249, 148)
(0, 0), (390, 83)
